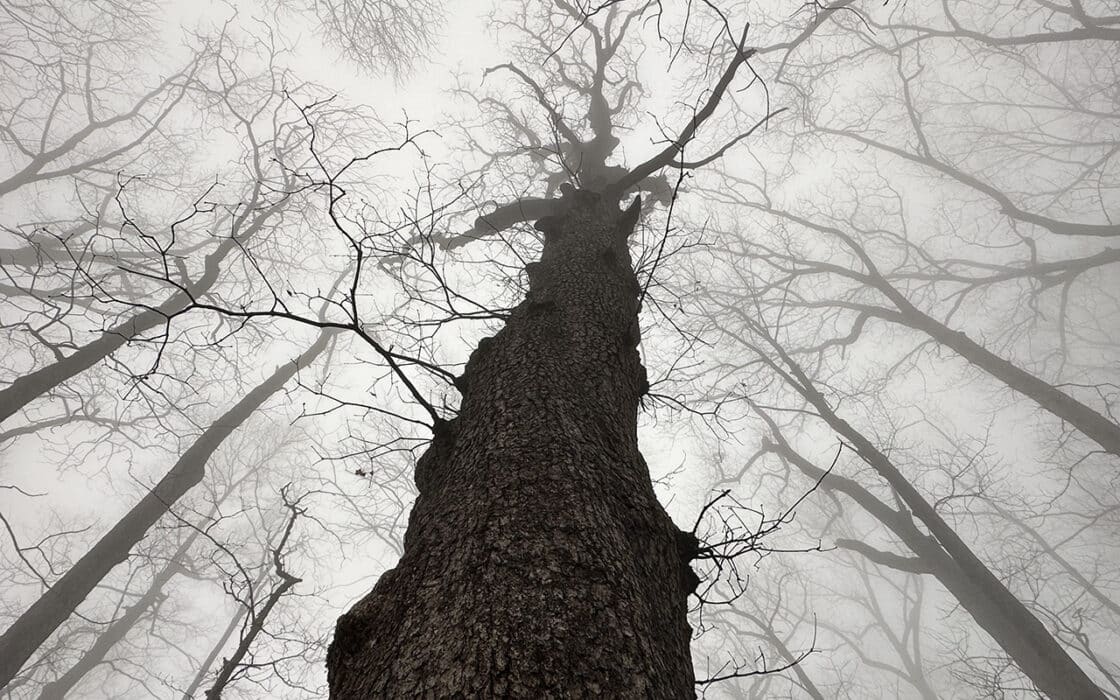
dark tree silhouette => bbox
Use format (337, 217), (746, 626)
(318, 1), (840, 692)
(204, 488), (308, 699)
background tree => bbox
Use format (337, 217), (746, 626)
(671, 0), (1119, 696)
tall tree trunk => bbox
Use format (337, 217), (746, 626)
(754, 346), (1108, 699)
(205, 500), (303, 699)
(327, 190), (697, 697)
(748, 208), (1120, 458)
(181, 571), (264, 700)
(888, 296), (1120, 459)
(0, 300), (197, 425)
(37, 537), (192, 700)
(723, 607), (825, 700)
(37, 477), (247, 700)
(0, 331), (333, 688)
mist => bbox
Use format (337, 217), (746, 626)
(1, 0), (1117, 697)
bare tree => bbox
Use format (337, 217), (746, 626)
(0, 330), (334, 686)
(270, 0), (441, 78)
(203, 488), (307, 699)
(35, 476), (246, 700)
(3, 0), (1116, 697)
(316, 2), (847, 695)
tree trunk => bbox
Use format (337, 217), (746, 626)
(205, 500), (303, 699)
(181, 571), (264, 700)
(757, 355), (1108, 700)
(889, 297), (1120, 459)
(0, 196), (285, 427)
(756, 209), (1120, 458)
(37, 536), (193, 700)
(37, 476), (247, 700)
(723, 607), (825, 700)
(0, 301), (194, 426)
(0, 331), (334, 688)
(327, 190), (697, 697)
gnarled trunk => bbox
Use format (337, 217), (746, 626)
(328, 190), (697, 697)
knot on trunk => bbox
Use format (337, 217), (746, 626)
(453, 373), (469, 394)
(616, 195), (641, 241)
(674, 528), (702, 594)
(331, 610), (371, 659)
(456, 334), (499, 398)
(622, 316), (642, 349)
(526, 261), (557, 300)
(414, 418), (458, 495)
(463, 336), (495, 378)
(535, 184), (605, 240)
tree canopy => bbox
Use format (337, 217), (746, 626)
(1, 0), (1117, 697)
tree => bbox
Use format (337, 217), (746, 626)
(0, 330), (333, 686)
(36, 476), (245, 700)
(318, 2), (836, 693)
(326, 183), (703, 695)
(1, 11), (431, 694)
(17, 2), (821, 693)
(4, 0), (1118, 697)
(202, 487), (309, 699)
(675, 0), (1119, 695)
(269, 0), (441, 79)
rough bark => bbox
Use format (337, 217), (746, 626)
(0, 331), (333, 688)
(327, 189), (697, 698)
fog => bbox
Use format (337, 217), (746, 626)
(1, 0), (1117, 697)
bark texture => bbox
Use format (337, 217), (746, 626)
(327, 189), (697, 698)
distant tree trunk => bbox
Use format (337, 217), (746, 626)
(327, 190), (698, 697)
(724, 608), (825, 700)
(0, 331), (333, 688)
(755, 351), (1109, 699)
(204, 499), (303, 699)
(36, 476), (247, 700)
(37, 536), (194, 700)
(0, 300), (194, 425)
(814, 230), (1120, 458)
(885, 295), (1120, 459)
(203, 572), (300, 700)
(181, 572), (263, 700)
(0, 196), (285, 426)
